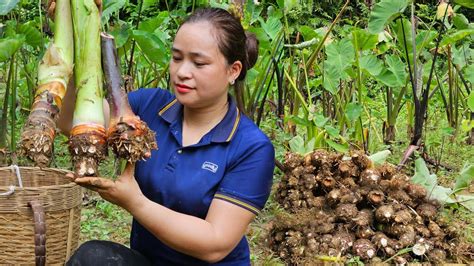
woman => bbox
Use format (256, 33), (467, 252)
(61, 7), (275, 266)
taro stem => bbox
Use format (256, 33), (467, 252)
(18, 0), (73, 167)
(69, 0), (107, 176)
(101, 33), (157, 162)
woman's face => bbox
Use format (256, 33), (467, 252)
(170, 21), (241, 109)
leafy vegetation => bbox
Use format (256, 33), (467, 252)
(0, 0), (472, 264)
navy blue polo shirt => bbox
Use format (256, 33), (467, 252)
(127, 88), (275, 265)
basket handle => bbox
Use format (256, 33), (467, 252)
(28, 200), (46, 266)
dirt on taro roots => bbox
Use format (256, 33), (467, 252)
(265, 150), (473, 264)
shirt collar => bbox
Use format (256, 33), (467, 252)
(158, 95), (241, 143)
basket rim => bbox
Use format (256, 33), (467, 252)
(0, 166), (77, 189)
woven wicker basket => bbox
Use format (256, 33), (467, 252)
(0, 166), (82, 265)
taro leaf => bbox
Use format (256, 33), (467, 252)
(429, 186), (455, 204)
(325, 139), (349, 153)
(393, 21), (435, 63)
(142, 0), (156, 10)
(375, 55), (407, 87)
(454, 0), (474, 9)
(468, 91), (474, 112)
(454, 163), (474, 190)
(465, 65), (474, 84)
(0, 35), (24, 62)
(289, 135), (305, 155)
(368, 0), (408, 34)
(154, 30), (171, 45)
(101, 0), (126, 25)
(285, 114), (312, 127)
(345, 102), (362, 122)
(440, 29), (474, 47)
(139, 11), (170, 33)
(0, 0), (20, 15)
(268, 3), (283, 19)
(453, 13), (469, 30)
(258, 16), (282, 40)
(299, 25), (320, 42)
(245, 0), (263, 25)
(248, 27), (270, 51)
(352, 28), (378, 51)
(132, 30), (168, 65)
(360, 54), (383, 76)
(110, 23), (131, 48)
(393, 18), (412, 61)
(452, 43), (471, 67)
(284, 0), (299, 13)
(411, 158), (454, 204)
(18, 22), (42, 48)
(415, 30), (437, 52)
(368, 150), (391, 166)
(324, 125), (339, 138)
(306, 138), (316, 154)
(323, 39), (353, 93)
(322, 62), (339, 94)
(3, 20), (17, 38)
(411, 158), (437, 191)
(313, 113), (329, 128)
(325, 39), (354, 74)
(289, 135), (314, 155)
(454, 194), (474, 212)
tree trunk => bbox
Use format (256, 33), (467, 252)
(468, 128), (474, 145)
(383, 122), (396, 144)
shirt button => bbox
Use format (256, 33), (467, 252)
(177, 150), (182, 154)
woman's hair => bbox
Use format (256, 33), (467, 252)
(182, 7), (259, 81)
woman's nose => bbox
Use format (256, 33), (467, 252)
(176, 61), (192, 80)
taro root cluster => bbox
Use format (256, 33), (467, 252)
(268, 150), (463, 264)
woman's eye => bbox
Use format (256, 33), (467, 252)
(194, 62), (207, 67)
(172, 56), (182, 61)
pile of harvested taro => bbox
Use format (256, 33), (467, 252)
(266, 150), (472, 264)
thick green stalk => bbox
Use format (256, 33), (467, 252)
(0, 58), (14, 149)
(71, 0), (104, 126)
(69, 0), (107, 176)
(385, 85), (407, 143)
(18, 0), (73, 166)
(10, 57), (18, 152)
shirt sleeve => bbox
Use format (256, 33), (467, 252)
(214, 140), (275, 215)
(128, 88), (144, 115)
(128, 88), (174, 117)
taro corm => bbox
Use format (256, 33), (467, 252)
(19, 0), (73, 167)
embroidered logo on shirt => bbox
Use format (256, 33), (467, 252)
(202, 161), (218, 173)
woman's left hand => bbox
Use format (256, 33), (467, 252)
(67, 163), (145, 211)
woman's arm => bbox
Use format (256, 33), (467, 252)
(73, 164), (256, 263)
(132, 197), (255, 263)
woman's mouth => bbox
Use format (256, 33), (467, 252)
(175, 83), (193, 94)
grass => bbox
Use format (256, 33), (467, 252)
(80, 196), (131, 245)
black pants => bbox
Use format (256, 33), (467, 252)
(66, 240), (151, 266)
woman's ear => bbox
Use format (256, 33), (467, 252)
(228, 61), (243, 83)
